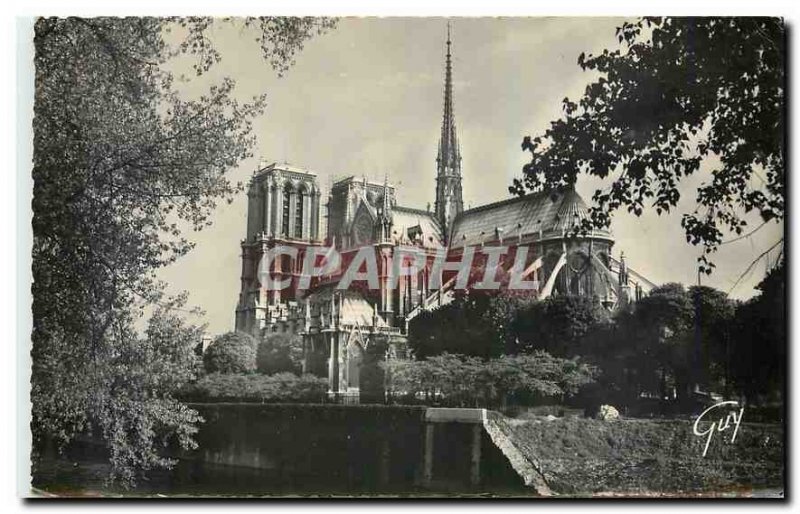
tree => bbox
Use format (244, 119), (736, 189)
(32, 299), (206, 484)
(31, 17), (335, 485)
(609, 283), (735, 407)
(688, 285), (735, 393)
(623, 283), (695, 401)
(513, 295), (610, 357)
(256, 334), (303, 375)
(730, 260), (784, 404)
(407, 296), (500, 359)
(512, 18), (784, 273)
(97, 303), (206, 484)
(382, 352), (596, 408)
(203, 332), (258, 374)
(407, 287), (537, 359)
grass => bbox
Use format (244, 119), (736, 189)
(490, 415), (783, 495)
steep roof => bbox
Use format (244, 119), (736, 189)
(449, 188), (612, 248)
(339, 293), (389, 328)
(390, 206), (444, 248)
(306, 287), (390, 329)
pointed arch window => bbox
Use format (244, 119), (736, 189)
(282, 187), (291, 236)
(295, 192), (304, 238)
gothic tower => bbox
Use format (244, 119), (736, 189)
(235, 162), (322, 335)
(434, 23), (464, 243)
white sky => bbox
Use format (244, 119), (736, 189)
(153, 17), (784, 336)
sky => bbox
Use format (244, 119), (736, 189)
(154, 17), (784, 336)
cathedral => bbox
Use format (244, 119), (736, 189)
(234, 29), (654, 402)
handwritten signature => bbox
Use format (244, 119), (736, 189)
(692, 401), (744, 457)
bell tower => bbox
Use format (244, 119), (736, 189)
(434, 22), (464, 243)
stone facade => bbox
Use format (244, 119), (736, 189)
(233, 31), (654, 403)
(235, 163), (323, 335)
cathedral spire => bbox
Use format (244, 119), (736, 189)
(434, 21), (464, 243)
(442, 22), (456, 158)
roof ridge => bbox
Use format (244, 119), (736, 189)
(457, 190), (553, 218)
(394, 205), (436, 216)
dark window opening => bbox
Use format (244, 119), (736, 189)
(295, 193), (304, 238)
(282, 189), (291, 236)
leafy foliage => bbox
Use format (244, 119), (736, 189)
(513, 295), (611, 357)
(585, 283), (738, 409)
(409, 292), (607, 360)
(174, 17), (338, 76)
(407, 290), (535, 359)
(689, 285), (736, 390)
(32, 300), (205, 484)
(729, 260), (785, 404)
(407, 299), (496, 359)
(31, 16), (335, 486)
(256, 334), (304, 375)
(382, 352), (596, 407)
(512, 17), (784, 273)
(180, 372), (328, 403)
(203, 332), (258, 374)
(408, 275), (777, 413)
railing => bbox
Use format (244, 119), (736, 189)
(328, 389), (360, 405)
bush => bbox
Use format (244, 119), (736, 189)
(181, 372), (329, 403)
(203, 332), (258, 374)
(256, 334), (303, 375)
(382, 351), (596, 408)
